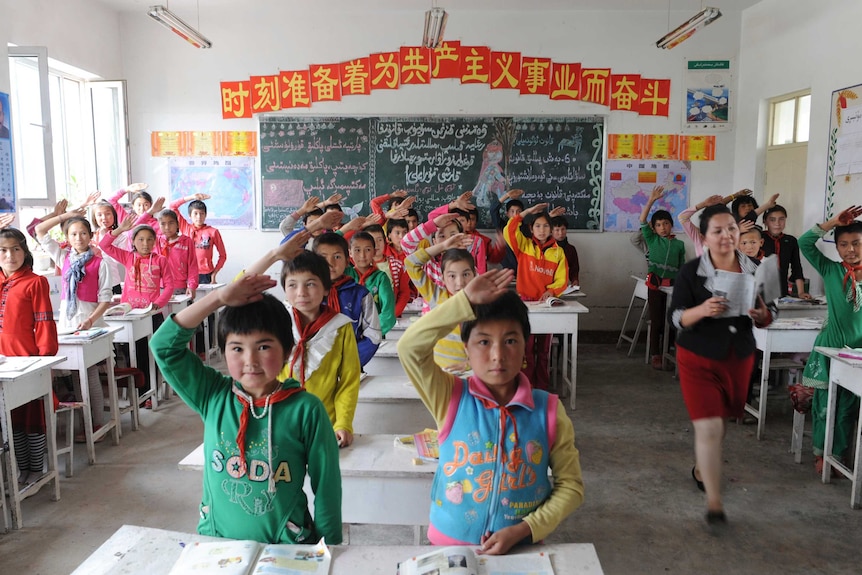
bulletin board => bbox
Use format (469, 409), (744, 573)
(825, 83), (862, 221)
(259, 116), (605, 231)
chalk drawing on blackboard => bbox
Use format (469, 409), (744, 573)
(472, 141), (506, 209)
(264, 179), (305, 208)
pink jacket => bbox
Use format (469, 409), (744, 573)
(99, 233), (174, 309)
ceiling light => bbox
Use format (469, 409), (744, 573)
(422, 6), (448, 49)
(656, 7), (722, 49)
(148, 5), (212, 49)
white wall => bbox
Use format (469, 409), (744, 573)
(115, 3), (747, 329)
(734, 0), (862, 293)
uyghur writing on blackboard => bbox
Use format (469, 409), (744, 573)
(260, 116), (604, 230)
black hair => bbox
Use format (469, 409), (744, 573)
(550, 215), (569, 228)
(406, 208), (420, 220)
(386, 218), (409, 234)
(0, 227), (34, 270)
(698, 204), (733, 236)
(61, 216), (93, 236)
(350, 231), (376, 247)
(441, 248), (475, 274)
(467, 208), (479, 220)
(131, 191), (153, 206)
(188, 200), (208, 215)
(763, 204), (787, 221)
(312, 231), (349, 257)
(364, 224), (385, 237)
(92, 200), (118, 230)
(451, 208), (470, 220)
(740, 224), (764, 237)
(280, 250), (333, 291)
(731, 194), (758, 216)
(157, 209), (179, 223)
(835, 221), (862, 242)
(388, 196), (405, 210)
(529, 212), (552, 229)
(650, 209), (673, 227)
(505, 199), (525, 212)
(461, 290), (530, 342)
(437, 218), (463, 234)
(218, 292), (294, 355)
(303, 208), (324, 225)
(324, 203), (343, 213)
(130, 224), (157, 247)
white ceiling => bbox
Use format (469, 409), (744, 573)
(98, 0), (763, 14)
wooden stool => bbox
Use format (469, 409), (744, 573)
(112, 367), (146, 432)
(55, 401), (93, 478)
(0, 446), (9, 532)
(617, 276), (649, 358)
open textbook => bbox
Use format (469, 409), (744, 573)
(711, 254), (782, 318)
(398, 546), (554, 575)
(168, 538), (330, 575)
(526, 297), (566, 308)
(104, 302), (153, 317)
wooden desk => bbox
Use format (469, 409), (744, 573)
(0, 356), (67, 529)
(105, 311), (160, 409)
(815, 346), (862, 508)
(527, 300), (589, 409)
(55, 325), (124, 460)
(194, 283), (225, 364)
(180, 434), (435, 534)
(748, 318), (822, 439)
(72, 524), (605, 574)
(355, 375), (434, 434)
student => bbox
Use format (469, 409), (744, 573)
(550, 215), (580, 286)
(397, 269), (584, 554)
(370, 189), (414, 225)
(346, 231), (396, 335)
(494, 193), (525, 274)
(731, 191), (778, 224)
(504, 203), (568, 389)
(0, 228), (59, 485)
(639, 186), (686, 370)
(401, 211), (465, 292)
(280, 209), (347, 249)
(150, 273), (342, 544)
(35, 211), (113, 440)
(278, 193), (343, 237)
(798, 205), (862, 476)
(738, 224), (765, 261)
(761, 205), (809, 298)
(365, 224), (411, 317)
(91, 199), (126, 293)
(668, 204), (773, 526)
(405, 208), (420, 231)
(313, 232), (382, 367)
(169, 193), (227, 284)
(428, 193), (488, 273)
(384, 218), (409, 263)
(150, 208), (199, 296)
(405, 230), (476, 372)
(108, 186), (152, 223)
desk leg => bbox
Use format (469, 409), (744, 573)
(78, 368), (97, 465)
(0, 390), (22, 528)
(852, 407), (862, 509)
(757, 349), (770, 440)
(569, 322), (578, 411)
(104, 361), (121, 445)
(822, 379), (838, 484)
(147, 335), (159, 410)
(42, 391), (60, 504)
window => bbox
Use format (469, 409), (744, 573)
(7, 47), (129, 214)
(769, 92), (811, 146)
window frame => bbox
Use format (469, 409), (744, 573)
(768, 90), (811, 149)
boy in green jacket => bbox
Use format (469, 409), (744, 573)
(346, 231), (396, 335)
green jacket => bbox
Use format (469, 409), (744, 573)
(346, 266), (396, 335)
(640, 222), (686, 280)
(151, 317), (343, 544)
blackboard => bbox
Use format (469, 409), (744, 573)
(260, 116), (604, 230)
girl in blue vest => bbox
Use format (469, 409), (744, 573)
(397, 268), (584, 555)
(36, 211), (114, 437)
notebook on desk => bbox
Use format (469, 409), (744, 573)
(0, 356), (40, 372)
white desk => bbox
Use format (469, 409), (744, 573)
(748, 318), (822, 439)
(167, 293), (192, 316)
(194, 283), (225, 364)
(815, 346), (862, 508)
(776, 298), (828, 319)
(659, 285), (676, 372)
(73, 524), (605, 575)
(181, 434), (435, 533)
(105, 310), (161, 410)
(55, 325), (124, 461)
(0, 356), (67, 529)
(354, 375), (435, 434)
(527, 300), (589, 409)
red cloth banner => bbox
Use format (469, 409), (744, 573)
(279, 70), (312, 109)
(340, 58), (371, 96)
(550, 63), (582, 100)
(370, 52), (400, 90)
(309, 64), (342, 102)
(250, 75), (281, 113)
(580, 68), (611, 106)
(431, 41), (461, 79)
(220, 81), (251, 119)
(520, 57), (552, 95)
(400, 47), (432, 85)
(490, 51), (521, 90)
(460, 46), (491, 84)
(639, 79), (671, 116)
(610, 74), (641, 112)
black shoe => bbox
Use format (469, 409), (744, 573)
(706, 510), (727, 525)
(691, 466), (705, 492)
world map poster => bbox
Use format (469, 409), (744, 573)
(168, 157), (255, 229)
(603, 160), (691, 232)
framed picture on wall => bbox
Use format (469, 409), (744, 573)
(0, 92), (17, 212)
(683, 59), (732, 132)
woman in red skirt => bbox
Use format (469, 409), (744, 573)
(668, 205), (774, 527)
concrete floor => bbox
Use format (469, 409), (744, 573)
(1, 343), (860, 574)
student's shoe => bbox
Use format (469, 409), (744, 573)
(691, 466), (705, 492)
(814, 455), (841, 478)
(651, 355), (663, 370)
(143, 399), (153, 409)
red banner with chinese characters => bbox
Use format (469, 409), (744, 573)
(639, 79), (671, 117)
(520, 57), (552, 95)
(581, 68), (611, 106)
(250, 75), (280, 113)
(460, 46), (491, 84)
(340, 59), (371, 96)
(610, 74), (641, 112)
(490, 52), (521, 90)
(400, 47), (431, 85)
(220, 81), (251, 119)
(309, 64), (342, 102)
(370, 52), (400, 90)
(279, 70), (312, 109)
(432, 41), (461, 79)
(550, 63), (581, 101)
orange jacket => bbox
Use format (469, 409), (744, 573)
(504, 214), (568, 301)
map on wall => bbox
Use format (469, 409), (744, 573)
(603, 160), (691, 232)
(168, 157), (255, 229)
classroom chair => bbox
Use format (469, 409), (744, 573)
(0, 446), (9, 532)
(617, 275), (650, 359)
(111, 367), (147, 433)
(55, 400), (94, 478)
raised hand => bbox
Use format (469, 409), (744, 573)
(433, 212), (460, 229)
(703, 194), (724, 208)
(451, 191), (475, 211)
(51, 199), (69, 218)
(218, 274), (278, 307)
(464, 268), (515, 305)
(504, 189), (524, 201)
(390, 189), (408, 199)
(275, 230), (311, 262)
(548, 206), (566, 218)
(76, 191), (101, 210)
(837, 205), (862, 226)
(323, 192), (343, 206)
(299, 195), (321, 214)
(522, 202), (550, 216)
(116, 213), (138, 232)
(148, 196), (166, 215)
(441, 232), (472, 250)
(192, 193), (211, 201)
(0, 213), (15, 229)
(764, 193), (780, 210)
(361, 213), (383, 227)
(649, 185), (665, 203)
(738, 218), (755, 234)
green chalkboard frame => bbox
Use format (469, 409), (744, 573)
(260, 115), (605, 231)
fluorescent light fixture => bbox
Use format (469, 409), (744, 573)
(148, 5), (212, 49)
(422, 7), (448, 49)
(656, 7), (722, 49)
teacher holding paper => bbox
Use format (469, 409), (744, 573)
(668, 204), (774, 529)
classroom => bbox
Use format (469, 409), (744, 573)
(1, 0), (862, 573)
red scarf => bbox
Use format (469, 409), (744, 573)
(354, 265), (376, 286)
(766, 231), (783, 258)
(842, 261), (862, 305)
(233, 386), (302, 474)
(477, 396), (520, 465)
(289, 305), (338, 385)
(327, 276), (351, 313)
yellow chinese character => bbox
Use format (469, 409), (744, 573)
(401, 48), (429, 83)
(581, 69), (609, 104)
(373, 54), (399, 88)
(281, 73), (310, 107)
(342, 60), (369, 95)
(522, 59), (550, 94)
(312, 66), (339, 101)
(642, 80), (668, 115)
(252, 77), (279, 111)
(551, 65), (579, 99)
(611, 76), (639, 110)
(432, 43), (459, 77)
(462, 48), (488, 82)
(491, 53), (518, 89)
(222, 83), (249, 117)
